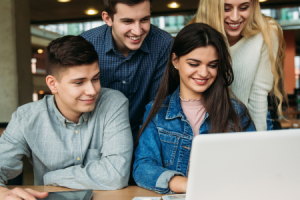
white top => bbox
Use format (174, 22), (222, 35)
(229, 30), (278, 131)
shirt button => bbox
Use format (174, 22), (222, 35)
(85, 119), (88, 122)
(75, 130), (78, 134)
(63, 123), (66, 126)
(77, 157), (80, 161)
(122, 81), (126, 84)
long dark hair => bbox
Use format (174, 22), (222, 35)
(137, 23), (248, 141)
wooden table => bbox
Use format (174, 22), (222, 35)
(0, 128), (5, 136)
(7, 186), (163, 200)
(276, 119), (300, 129)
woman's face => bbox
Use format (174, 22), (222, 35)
(223, 0), (252, 45)
(172, 45), (218, 100)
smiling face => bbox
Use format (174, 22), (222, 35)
(48, 62), (101, 123)
(172, 45), (218, 100)
(224, 0), (252, 46)
(103, 1), (151, 57)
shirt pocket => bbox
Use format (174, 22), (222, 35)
(84, 149), (102, 165)
(158, 131), (179, 167)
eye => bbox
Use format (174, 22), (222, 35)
(240, 6), (249, 11)
(74, 82), (83, 85)
(224, 7), (231, 12)
(141, 18), (149, 23)
(188, 63), (199, 67)
(209, 64), (218, 68)
(92, 77), (100, 81)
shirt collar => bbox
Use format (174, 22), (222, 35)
(166, 87), (184, 119)
(104, 25), (150, 54)
(52, 96), (90, 125)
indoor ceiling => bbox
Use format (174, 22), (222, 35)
(30, 0), (300, 24)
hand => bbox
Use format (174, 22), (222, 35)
(0, 186), (48, 200)
(168, 176), (188, 193)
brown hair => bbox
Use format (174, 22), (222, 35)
(137, 23), (252, 142)
(46, 35), (99, 80)
(103, 0), (152, 19)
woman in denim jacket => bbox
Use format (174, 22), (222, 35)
(133, 23), (256, 194)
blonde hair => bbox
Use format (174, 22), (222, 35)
(191, 0), (287, 118)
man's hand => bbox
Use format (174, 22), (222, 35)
(0, 186), (48, 200)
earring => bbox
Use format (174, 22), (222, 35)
(174, 66), (177, 69)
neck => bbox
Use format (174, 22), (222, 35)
(227, 35), (243, 46)
(54, 96), (81, 124)
(111, 30), (130, 57)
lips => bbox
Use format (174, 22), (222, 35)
(80, 98), (95, 104)
(127, 35), (142, 43)
(192, 78), (209, 85)
(226, 22), (243, 30)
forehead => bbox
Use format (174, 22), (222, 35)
(114, 1), (151, 18)
(224, 0), (251, 5)
(59, 62), (100, 81)
(183, 46), (218, 61)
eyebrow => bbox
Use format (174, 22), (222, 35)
(186, 59), (219, 63)
(225, 2), (250, 6)
(70, 71), (100, 81)
(120, 15), (151, 21)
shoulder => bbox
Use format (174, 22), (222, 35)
(230, 98), (248, 117)
(80, 24), (108, 41)
(145, 25), (173, 47)
(96, 88), (128, 108)
(13, 96), (50, 119)
(145, 94), (171, 113)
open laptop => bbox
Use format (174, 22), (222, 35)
(186, 129), (300, 200)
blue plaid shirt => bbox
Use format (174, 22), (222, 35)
(80, 24), (173, 138)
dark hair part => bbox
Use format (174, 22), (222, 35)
(103, 0), (152, 19)
(137, 23), (251, 142)
(46, 35), (99, 79)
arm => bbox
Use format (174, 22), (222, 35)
(43, 96), (133, 190)
(0, 112), (47, 199)
(148, 39), (173, 102)
(133, 104), (184, 194)
(248, 33), (278, 131)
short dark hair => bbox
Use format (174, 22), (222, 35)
(46, 35), (99, 79)
(103, 0), (152, 18)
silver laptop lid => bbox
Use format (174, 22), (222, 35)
(186, 129), (300, 200)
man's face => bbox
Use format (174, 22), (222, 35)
(53, 62), (101, 121)
(107, 1), (151, 56)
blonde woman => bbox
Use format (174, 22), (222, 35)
(190, 0), (287, 131)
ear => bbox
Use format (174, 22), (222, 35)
(46, 75), (58, 94)
(171, 53), (179, 68)
(102, 11), (113, 26)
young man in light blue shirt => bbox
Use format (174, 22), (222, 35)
(0, 35), (133, 199)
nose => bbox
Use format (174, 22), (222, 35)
(85, 81), (97, 96)
(197, 65), (209, 77)
(131, 22), (142, 35)
(230, 7), (240, 22)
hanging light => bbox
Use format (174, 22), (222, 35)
(167, 2), (180, 9)
(85, 8), (99, 15)
(57, 0), (71, 2)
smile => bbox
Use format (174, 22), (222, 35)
(193, 78), (209, 85)
(128, 36), (141, 41)
(80, 98), (95, 104)
(226, 22), (243, 29)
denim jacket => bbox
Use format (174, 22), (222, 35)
(133, 87), (256, 194)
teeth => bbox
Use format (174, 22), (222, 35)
(228, 23), (241, 28)
(194, 79), (206, 82)
(129, 36), (141, 40)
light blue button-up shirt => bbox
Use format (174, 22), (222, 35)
(0, 88), (133, 190)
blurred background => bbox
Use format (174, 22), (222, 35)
(0, 0), (300, 185)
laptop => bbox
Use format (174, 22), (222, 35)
(186, 129), (300, 200)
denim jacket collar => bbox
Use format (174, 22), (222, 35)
(166, 87), (183, 120)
